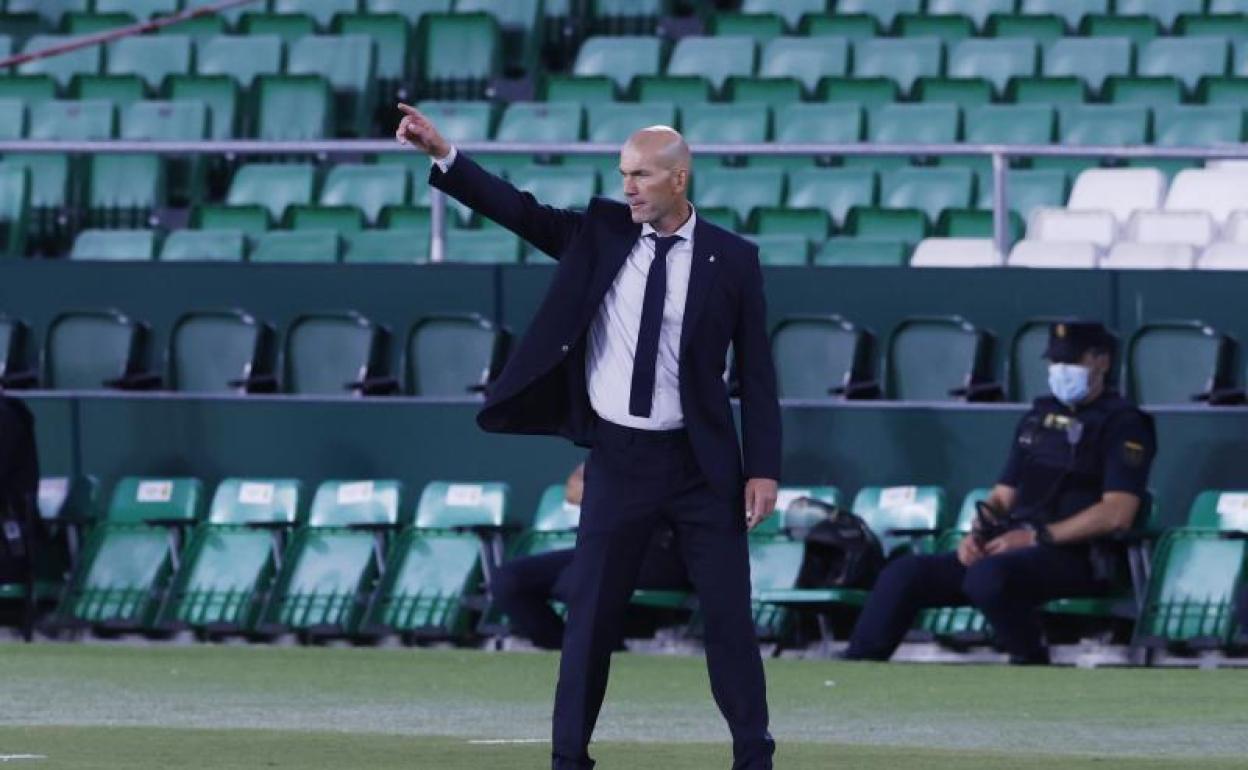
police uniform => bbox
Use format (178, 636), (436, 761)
(845, 321), (1156, 664)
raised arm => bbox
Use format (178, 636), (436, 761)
(396, 104), (585, 260)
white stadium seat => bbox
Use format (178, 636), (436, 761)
(1124, 211), (1216, 246)
(1220, 210), (1248, 244)
(1163, 169), (1248, 225)
(909, 238), (1000, 267)
(1026, 208), (1117, 247)
(1101, 242), (1197, 270)
(1198, 243), (1248, 270)
(1007, 240), (1100, 268)
(1067, 168), (1168, 223)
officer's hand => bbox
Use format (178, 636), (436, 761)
(396, 103), (451, 159)
(984, 528), (1037, 557)
(956, 533), (984, 567)
(744, 478), (778, 530)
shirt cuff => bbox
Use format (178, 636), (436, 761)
(432, 146), (458, 173)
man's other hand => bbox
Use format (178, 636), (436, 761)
(396, 103), (451, 159)
(956, 533), (985, 566)
(983, 527), (1037, 557)
(745, 478), (778, 530)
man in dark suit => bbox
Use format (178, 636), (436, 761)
(397, 104), (781, 770)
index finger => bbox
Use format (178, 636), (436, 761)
(397, 103), (422, 118)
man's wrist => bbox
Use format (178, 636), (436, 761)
(1028, 522), (1056, 546)
(432, 145), (457, 172)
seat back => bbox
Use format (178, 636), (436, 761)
(227, 163), (316, 221)
(851, 485), (950, 557)
(1164, 170), (1248, 225)
(308, 480), (403, 527)
(532, 484), (580, 532)
(196, 34), (283, 88)
(1187, 491), (1248, 531)
(19, 35), (102, 87)
(886, 316), (995, 401)
(283, 312), (388, 395)
(770, 316), (875, 400)
(760, 36), (849, 92)
(414, 481), (510, 529)
(320, 164), (409, 224)
(667, 36), (757, 91)
(45, 310), (147, 390)
(1126, 321), (1236, 405)
(574, 36), (662, 91)
(160, 230), (247, 262)
(107, 477), (203, 524)
(107, 35), (192, 88)
(1136, 530), (1247, 648)
(405, 314), (507, 397)
(251, 230), (341, 264)
(169, 310), (275, 393)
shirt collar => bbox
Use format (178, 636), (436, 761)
(640, 204), (697, 243)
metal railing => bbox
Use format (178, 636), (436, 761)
(2, 139), (1247, 263)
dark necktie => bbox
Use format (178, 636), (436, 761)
(629, 233), (681, 418)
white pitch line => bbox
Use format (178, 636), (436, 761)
(468, 738), (549, 745)
(0, 756), (46, 762)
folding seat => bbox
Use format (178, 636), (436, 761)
(159, 14), (228, 40)
(1134, 529), (1248, 653)
(834, 0), (921, 30)
(917, 489), (991, 640)
(208, 163), (317, 228)
(0, 98), (27, 142)
(815, 78), (899, 107)
(590, 0), (666, 35)
(927, 0), (1017, 31)
(1100, 242), (1198, 270)
(866, 102), (961, 148)
(1163, 169), (1248, 226)
(987, 13), (1066, 42)
(401, 314), (510, 396)
(336, 12), (411, 103)
(0, 164), (30, 259)
(852, 38), (944, 97)
(909, 238), (999, 267)
(571, 36), (662, 95)
(1037, 107), (1150, 175)
(1124, 211), (1216, 247)
(740, 0), (827, 29)
(287, 205), (363, 232)
(409, 100), (494, 144)
(162, 478), (302, 633)
(168, 75), (240, 140)
(897, 13), (975, 44)
(667, 36), (757, 94)
(766, 104), (861, 170)
(283, 311), (392, 395)
(160, 230), (248, 263)
(258, 480), (405, 636)
(254, 75), (333, 140)
(784, 165), (879, 229)
(697, 207), (741, 232)
(680, 104), (768, 166)
(194, 34), (284, 90)
(241, 12), (318, 42)
(754, 208), (830, 246)
(509, 484), (580, 561)
(18, 35), (102, 89)
(29, 476), (99, 607)
(365, 0), (451, 23)
(103, 35), (192, 92)
(759, 37), (848, 96)
(912, 77), (992, 108)
(0, 75), (57, 111)
(711, 12), (786, 42)
(1211, 0), (1248, 11)
(492, 102), (583, 158)
(415, 12), (500, 99)
(456, 0), (544, 78)
(1178, 14), (1248, 39)
(69, 230), (157, 262)
(1221, 210), (1248, 242)
(287, 34), (376, 137)
(443, 227), (523, 264)
(315, 163), (409, 226)
(42, 310), (152, 390)
(1115, 0), (1204, 31)
(803, 14), (880, 39)
(250, 230), (341, 264)
(272, 0), (360, 28)
(73, 71), (145, 111)
(1047, 168), (1163, 228)
(1081, 14), (1159, 46)
(344, 230), (429, 264)
(587, 103), (676, 144)
(1154, 106), (1244, 152)
(1125, 321), (1236, 405)
(693, 167), (784, 223)
(1008, 319), (1065, 402)
(510, 166), (597, 210)
(946, 39), (1038, 98)
(878, 167), (975, 228)
(635, 75), (712, 104)
(769, 315), (878, 399)
(183, 0), (254, 25)
(1103, 76), (1183, 106)
(1137, 38), (1232, 98)
(726, 77), (803, 107)
(1006, 240), (1100, 268)
(1019, 0), (1107, 31)
(1025, 210), (1116, 247)
(5, 0), (89, 25)
(886, 316), (998, 401)
(1006, 73), (1086, 105)
(543, 75), (617, 105)
(965, 105), (1054, 149)
(1040, 37), (1132, 96)
(1198, 243), (1248, 270)
(57, 478), (203, 631)
(813, 238), (910, 267)
(95, 0), (179, 18)
(748, 233), (811, 266)
(845, 210), (928, 245)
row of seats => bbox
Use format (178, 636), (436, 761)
(913, 235), (1248, 270)
(0, 309), (510, 397)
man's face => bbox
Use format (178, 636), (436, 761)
(619, 143), (685, 225)
(1080, 349), (1111, 389)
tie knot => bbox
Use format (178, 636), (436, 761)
(648, 233), (682, 259)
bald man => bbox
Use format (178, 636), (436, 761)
(397, 105), (780, 770)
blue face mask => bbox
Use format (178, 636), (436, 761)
(1048, 363), (1090, 406)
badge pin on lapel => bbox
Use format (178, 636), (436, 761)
(709, 255), (716, 263)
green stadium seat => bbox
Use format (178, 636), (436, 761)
(754, 207), (831, 246)
(803, 13), (880, 38)
(163, 478), (301, 632)
(1139, 38), (1232, 96)
(853, 485), (950, 558)
(59, 477), (203, 630)
(159, 230), (248, 263)
(288, 205), (364, 232)
(1187, 490), (1248, 530)
(572, 36), (662, 94)
(495, 102), (583, 144)
(590, 0), (666, 35)
(1042, 37), (1132, 96)
(711, 12), (786, 42)
(886, 316), (997, 401)
(740, 0), (827, 29)
(1134, 530), (1246, 652)
(64, 13), (132, 35)
(379, 205), (431, 232)
(846, 207), (928, 243)
(344, 230), (429, 264)
(947, 39), (1038, 97)
(411, 101), (494, 144)
(852, 37), (944, 96)
(159, 13), (227, 39)
(0, 164), (30, 258)
(318, 163), (409, 225)
(405, 315), (509, 396)
(284, 312), (390, 395)
(18, 35), (102, 88)
(879, 167), (975, 227)
(444, 227), (523, 264)
(965, 104), (1055, 147)
(336, 13), (410, 97)
(169, 75), (240, 139)
(287, 34), (376, 136)
(835, 0), (921, 30)
(787, 168), (876, 229)
(693, 167), (784, 223)
(416, 12), (500, 99)
(183, 0), (253, 24)
(917, 488), (991, 641)
(1081, 14), (1159, 46)
(365, 0), (450, 25)
(861, 104), (960, 169)
(760, 36), (849, 95)
(223, 163), (317, 223)
(1038, 105), (1148, 175)
(194, 205), (269, 234)
(1126, 321), (1236, 405)
(1153, 105), (1244, 148)
(93, 0), (177, 17)
(897, 13), (976, 44)
(587, 103), (676, 143)
(241, 12), (318, 42)
(260, 479), (404, 635)
(250, 230), (342, 264)
(543, 75), (616, 104)
(73, 73), (146, 109)
(272, 0), (360, 28)
(69, 229), (157, 262)
(5, 0), (89, 24)
(43, 310), (151, 390)
(667, 36), (757, 93)
(680, 104), (769, 164)
(167, 310), (277, 393)
(927, 0), (1015, 30)
(0, 37), (10, 64)
(105, 34), (192, 91)
(636, 75), (713, 104)
(0, 76), (57, 109)
(255, 75), (333, 140)
(457, 0), (543, 78)
(767, 104), (862, 169)
(697, 206), (740, 231)
(1178, 14), (1248, 39)
(1116, 0), (1203, 31)
(813, 238), (909, 267)
(1020, 0), (1107, 31)
(770, 315), (878, 399)
(986, 13), (1067, 41)
(726, 77), (804, 107)
(913, 77), (993, 107)
(1006, 75), (1087, 104)
(195, 34), (284, 89)
(748, 233), (811, 266)
(1103, 76), (1184, 106)
(510, 165), (596, 210)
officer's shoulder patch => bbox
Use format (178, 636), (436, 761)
(1122, 440), (1146, 467)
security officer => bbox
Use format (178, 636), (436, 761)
(845, 320), (1156, 664)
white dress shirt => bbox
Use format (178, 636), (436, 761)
(432, 146), (695, 431)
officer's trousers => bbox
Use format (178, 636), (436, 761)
(845, 546), (1105, 663)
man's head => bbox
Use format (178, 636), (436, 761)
(619, 126), (691, 231)
(1044, 320), (1115, 406)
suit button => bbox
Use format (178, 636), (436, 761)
(561, 344), (570, 353)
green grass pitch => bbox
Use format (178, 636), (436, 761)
(1, 643), (1245, 768)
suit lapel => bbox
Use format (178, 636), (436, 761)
(679, 217), (718, 356)
(584, 220), (641, 322)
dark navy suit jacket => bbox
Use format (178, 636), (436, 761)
(429, 153), (781, 498)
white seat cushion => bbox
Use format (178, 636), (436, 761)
(1220, 210), (1248, 244)
(1007, 240), (1100, 268)
(1124, 210), (1216, 246)
(1163, 169), (1248, 225)
(909, 238), (999, 267)
(1199, 243), (1248, 270)
(1101, 242), (1196, 270)
(1026, 208), (1117, 247)
(1068, 168), (1168, 223)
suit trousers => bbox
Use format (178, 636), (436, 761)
(551, 419), (774, 770)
